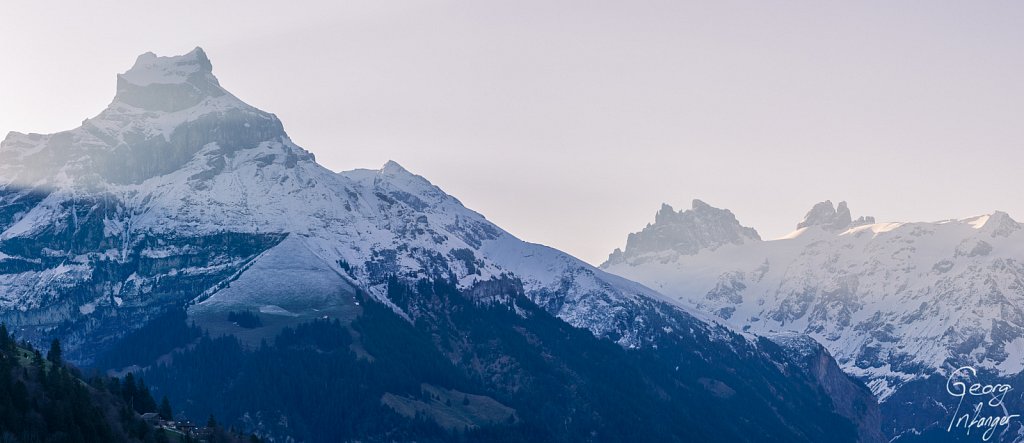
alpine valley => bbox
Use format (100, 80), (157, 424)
(603, 199), (1024, 442)
(0, 49), (886, 442)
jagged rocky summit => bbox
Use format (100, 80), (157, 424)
(606, 199), (761, 266)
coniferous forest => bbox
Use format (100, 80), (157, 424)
(0, 325), (146, 442)
(0, 325), (259, 443)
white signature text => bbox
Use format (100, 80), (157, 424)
(946, 366), (1019, 441)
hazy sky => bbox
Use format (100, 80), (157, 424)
(2, 1), (1023, 265)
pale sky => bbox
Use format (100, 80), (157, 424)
(1, 1), (1022, 265)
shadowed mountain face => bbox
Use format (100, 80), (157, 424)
(604, 199), (1024, 441)
(0, 49), (880, 441)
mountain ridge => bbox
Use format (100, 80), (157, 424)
(603, 198), (1024, 440)
(0, 48), (882, 441)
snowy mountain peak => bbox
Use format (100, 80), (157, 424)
(380, 160), (412, 176)
(120, 47), (213, 86)
(603, 199), (760, 266)
(0, 49), (292, 187)
(376, 161), (441, 193)
(654, 203), (677, 223)
(969, 210), (1021, 237)
(690, 198), (713, 210)
(369, 160), (463, 209)
(654, 199), (715, 223)
(796, 200), (874, 232)
(797, 200), (849, 231)
(113, 47), (232, 113)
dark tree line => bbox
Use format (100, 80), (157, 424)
(0, 324), (260, 443)
(0, 326), (141, 442)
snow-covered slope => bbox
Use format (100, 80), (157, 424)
(0, 48), (702, 357)
(603, 199), (1024, 401)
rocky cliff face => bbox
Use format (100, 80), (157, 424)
(796, 200), (875, 232)
(768, 333), (885, 443)
(605, 199), (761, 266)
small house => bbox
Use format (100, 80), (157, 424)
(140, 412), (161, 426)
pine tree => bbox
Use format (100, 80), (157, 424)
(0, 324), (10, 352)
(137, 378), (157, 412)
(108, 376), (122, 397)
(47, 338), (62, 366)
(123, 373), (138, 409)
(207, 414), (218, 428)
(159, 395), (173, 420)
(31, 350), (45, 383)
